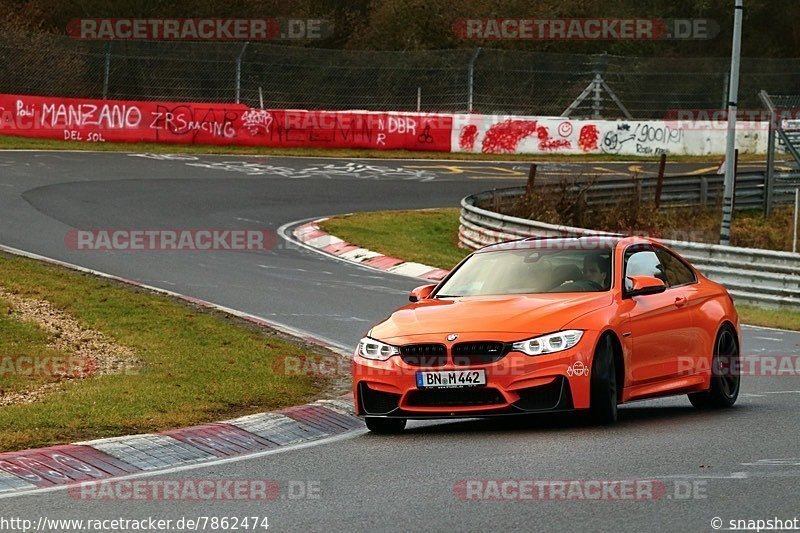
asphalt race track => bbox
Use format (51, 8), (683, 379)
(0, 151), (799, 531)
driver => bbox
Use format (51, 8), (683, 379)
(583, 254), (609, 288)
(550, 254), (610, 292)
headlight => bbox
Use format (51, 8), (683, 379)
(512, 330), (584, 356)
(357, 337), (401, 361)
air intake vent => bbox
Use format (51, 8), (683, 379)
(400, 344), (447, 367)
(405, 387), (506, 407)
(452, 342), (510, 365)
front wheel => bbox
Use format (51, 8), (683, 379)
(588, 335), (618, 425)
(688, 325), (740, 409)
(365, 417), (406, 434)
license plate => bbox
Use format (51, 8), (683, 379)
(416, 369), (486, 388)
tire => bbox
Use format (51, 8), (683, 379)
(365, 417), (407, 434)
(588, 335), (618, 425)
(689, 325), (740, 409)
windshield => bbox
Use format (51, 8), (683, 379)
(435, 247), (613, 297)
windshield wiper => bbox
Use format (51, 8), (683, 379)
(434, 294), (462, 298)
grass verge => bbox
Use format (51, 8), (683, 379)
(318, 209), (800, 331)
(0, 133), (771, 163)
(0, 298), (65, 398)
(0, 251), (339, 452)
(320, 209), (469, 269)
(735, 305), (800, 332)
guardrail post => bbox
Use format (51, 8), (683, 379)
(526, 164), (537, 196)
(700, 176), (709, 206)
(654, 153), (667, 208)
(794, 188), (799, 253)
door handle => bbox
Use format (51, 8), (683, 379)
(674, 296), (687, 308)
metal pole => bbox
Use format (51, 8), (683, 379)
(593, 74), (602, 119)
(719, 0), (743, 246)
(654, 153), (667, 208)
(794, 188), (799, 253)
(417, 87), (421, 112)
(467, 48), (481, 113)
(721, 68), (729, 110)
(732, 148), (739, 210)
(102, 43), (111, 100)
(235, 42), (250, 104)
(764, 102), (776, 216)
(259, 86), (264, 110)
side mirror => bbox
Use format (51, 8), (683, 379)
(626, 276), (667, 297)
(409, 284), (436, 302)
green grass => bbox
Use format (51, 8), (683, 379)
(319, 209), (800, 331)
(320, 209), (469, 270)
(736, 305), (800, 332)
(0, 133), (771, 163)
(0, 298), (67, 396)
(0, 252), (335, 452)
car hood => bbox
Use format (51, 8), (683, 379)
(370, 292), (613, 341)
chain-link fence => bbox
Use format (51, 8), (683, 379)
(2, 33), (800, 118)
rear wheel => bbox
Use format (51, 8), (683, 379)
(365, 417), (406, 434)
(588, 335), (618, 425)
(689, 325), (740, 409)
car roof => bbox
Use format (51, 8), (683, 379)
(476, 234), (660, 253)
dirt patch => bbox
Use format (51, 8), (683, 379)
(0, 287), (140, 406)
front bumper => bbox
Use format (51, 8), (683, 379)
(352, 331), (599, 419)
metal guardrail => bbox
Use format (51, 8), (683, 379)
(542, 171), (800, 210)
(459, 188), (800, 309)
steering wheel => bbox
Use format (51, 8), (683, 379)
(552, 279), (604, 292)
(583, 280), (604, 291)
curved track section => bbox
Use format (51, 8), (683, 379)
(0, 151), (798, 531)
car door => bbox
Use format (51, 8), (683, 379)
(653, 245), (703, 377)
(621, 244), (694, 386)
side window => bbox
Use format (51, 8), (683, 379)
(624, 248), (666, 291)
(655, 248), (696, 287)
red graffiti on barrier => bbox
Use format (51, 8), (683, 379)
(481, 120), (574, 153)
(459, 124), (479, 151)
(578, 124), (599, 152)
(537, 125), (571, 151)
(481, 119), (539, 153)
(0, 94), (453, 152)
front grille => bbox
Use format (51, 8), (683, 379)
(452, 341), (510, 365)
(359, 383), (401, 415)
(400, 344), (447, 367)
(513, 377), (571, 411)
(405, 387), (506, 407)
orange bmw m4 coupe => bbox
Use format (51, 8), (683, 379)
(353, 235), (741, 433)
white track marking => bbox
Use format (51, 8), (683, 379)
(277, 217), (426, 281)
(0, 430), (366, 501)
